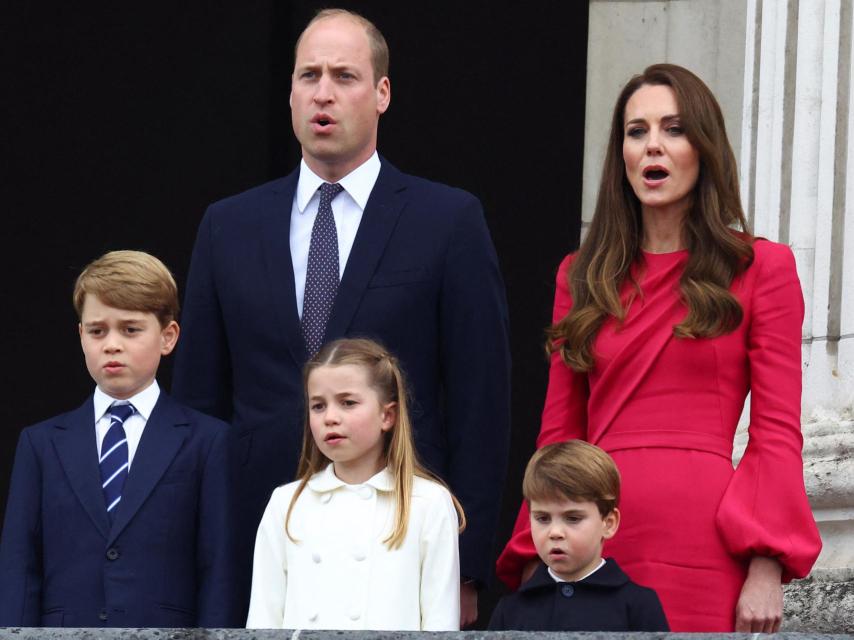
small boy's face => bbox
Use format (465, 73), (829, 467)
(529, 496), (619, 582)
(79, 294), (179, 400)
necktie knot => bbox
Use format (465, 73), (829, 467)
(109, 403), (136, 424)
(320, 182), (344, 201)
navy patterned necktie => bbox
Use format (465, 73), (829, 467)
(302, 182), (344, 357)
(100, 403), (135, 521)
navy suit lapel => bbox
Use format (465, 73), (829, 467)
(52, 397), (111, 540)
(326, 160), (408, 340)
(261, 168), (308, 366)
(107, 393), (189, 544)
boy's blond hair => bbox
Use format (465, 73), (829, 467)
(523, 440), (620, 517)
(287, 338), (465, 549)
(73, 250), (179, 327)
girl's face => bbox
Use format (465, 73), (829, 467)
(622, 83), (700, 219)
(307, 364), (396, 484)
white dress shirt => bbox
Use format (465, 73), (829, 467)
(290, 152), (381, 318)
(93, 380), (160, 469)
(246, 464), (460, 630)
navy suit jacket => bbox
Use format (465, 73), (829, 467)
(172, 158), (511, 592)
(0, 392), (237, 628)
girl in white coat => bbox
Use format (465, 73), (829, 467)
(246, 338), (465, 630)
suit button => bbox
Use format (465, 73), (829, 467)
(349, 610), (361, 621)
(353, 551), (366, 562)
(98, 610), (108, 621)
(560, 584), (575, 598)
(312, 552), (322, 563)
(358, 486), (374, 499)
(106, 548), (120, 561)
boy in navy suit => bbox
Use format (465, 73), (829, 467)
(0, 250), (237, 627)
(489, 441), (669, 631)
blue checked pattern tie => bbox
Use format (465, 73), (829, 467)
(100, 403), (135, 520)
(302, 182), (344, 357)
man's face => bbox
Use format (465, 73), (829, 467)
(290, 16), (390, 182)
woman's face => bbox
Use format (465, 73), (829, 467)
(622, 84), (700, 218)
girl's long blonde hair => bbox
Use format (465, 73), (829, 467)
(285, 338), (466, 549)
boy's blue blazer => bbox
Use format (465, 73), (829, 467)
(0, 391), (237, 628)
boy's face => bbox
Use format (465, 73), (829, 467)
(529, 495), (620, 582)
(79, 294), (179, 400)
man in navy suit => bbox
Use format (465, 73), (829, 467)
(0, 251), (236, 627)
(173, 8), (510, 626)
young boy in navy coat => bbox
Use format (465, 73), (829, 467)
(0, 251), (237, 627)
(489, 441), (669, 631)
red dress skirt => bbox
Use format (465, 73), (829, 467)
(496, 241), (822, 631)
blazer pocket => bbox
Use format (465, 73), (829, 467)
(367, 267), (429, 288)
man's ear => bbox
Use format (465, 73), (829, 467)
(376, 76), (391, 115)
(602, 507), (620, 540)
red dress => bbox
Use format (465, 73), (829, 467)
(496, 240), (822, 631)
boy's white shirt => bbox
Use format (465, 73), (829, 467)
(246, 463), (460, 630)
(93, 379), (160, 468)
(547, 558), (606, 583)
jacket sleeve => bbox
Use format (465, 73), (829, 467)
(418, 485), (461, 630)
(486, 597), (508, 630)
(172, 206), (234, 421)
(245, 489), (288, 628)
(628, 586), (670, 631)
(495, 254), (589, 590)
(196, 423), (239, 627)
(438, 194), (511, 584)
(0, 430), (43, 626)
(715, 241), (822, 581)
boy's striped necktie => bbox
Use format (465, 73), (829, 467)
(100, 403), (135, 521)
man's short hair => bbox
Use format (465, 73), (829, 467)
(73, 250), (179, 327)
(294, 8), (389, 84)
(523, 440), (620, 517)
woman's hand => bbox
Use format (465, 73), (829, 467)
(735, 556), (784, 632)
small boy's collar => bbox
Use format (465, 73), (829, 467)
(520, 558), (629, 593)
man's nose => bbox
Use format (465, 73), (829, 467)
(313, 75), (334, 104)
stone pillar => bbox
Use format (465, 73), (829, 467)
(584, 0), (853, 631)
(736, 0), (854, 631)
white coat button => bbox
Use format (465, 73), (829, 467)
(349, 611), (361, 621)
(308, 612), (318, 622)
(358, 486), (374, 499)
(353, 551), (366, 561)
(312, 552), (322, 563)
(320, 492), (332, 504)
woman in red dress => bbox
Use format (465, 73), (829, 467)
(496, 64), (821, 632)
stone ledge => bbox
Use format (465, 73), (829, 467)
(784, 568), (854, 632)
(1, 631), (853, 640)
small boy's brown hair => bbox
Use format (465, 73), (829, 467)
(523, 440), (620, 517)
(73, 250), (179, 327)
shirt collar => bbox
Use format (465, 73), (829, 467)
(93, 379), (160, 423)
(295, 152), (381, 213)
(307, 462), (395, 493)
(548, 558), (606, 583)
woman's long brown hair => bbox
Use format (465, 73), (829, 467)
(550, 63), (754, 371)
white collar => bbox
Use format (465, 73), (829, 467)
(93, 379), (160, 423)
(307, 462), (394, 493)
(295, 152), (380, 213)
(548, 558), (606, 583)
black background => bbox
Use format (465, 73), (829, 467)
(2, 1), (587, 624)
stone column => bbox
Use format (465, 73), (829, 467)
(585, 0), (853, 631)
(735, 0), (854, 631)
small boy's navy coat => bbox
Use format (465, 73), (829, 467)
(488, 558), (669, 631)
(0, 392), (237, 627)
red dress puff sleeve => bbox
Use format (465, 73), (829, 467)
(715, 241), (821, 581)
